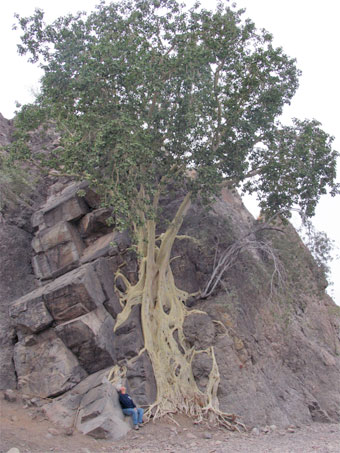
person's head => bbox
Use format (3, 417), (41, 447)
(119, 386), (126, 394)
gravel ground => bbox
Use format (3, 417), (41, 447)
(1, 392), (339, 453)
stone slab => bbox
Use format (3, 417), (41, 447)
(11, 263), (107, 331)
(31, 222), (85, 280)
(32, 221), (84, 254)
(43, 264), (106, 323)
(42, 184), (89, 227)
(32, 241), (82, 280)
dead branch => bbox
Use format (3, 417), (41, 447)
(201, 223), (286, 299)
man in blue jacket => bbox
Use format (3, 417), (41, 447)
(117, 385), (144, 430)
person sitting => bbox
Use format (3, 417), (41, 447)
(117, 385), (144, 430)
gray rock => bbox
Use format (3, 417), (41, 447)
(183, 312), (216, 349)
(0, 224), (36, 389)
(126, 350), (157, 406)
(42, 185), (90, 228)
(32, 221), (84, 254)
(32, 241), (83, 280)
(79, 208), (112, 237)
(93, 257), (122, 319)
(31, 210), (45, 232)
(114, 305), (144, 361)
(10, 263), (107, 332)
(13, 330), (87, 397)
(308, 401), (332, 423)
(191, 352), (213, 392)
(9, 287), (53, 334)
(32, 222), (85, 280)
(80, 231), (130, 264)
(42, 368), (112, 429)
(56, 307), (116, 374)
(76, 374), (131, 440)
(42, 393), (83, 429)
(43, 264), (106, 323)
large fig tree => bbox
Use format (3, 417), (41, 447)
(11, 0), (338, 428)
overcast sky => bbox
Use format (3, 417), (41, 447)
(1, 0), (339, 304)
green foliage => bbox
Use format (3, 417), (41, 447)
(299, 216), (336, 280)
(244, 119), (339, 217)
(11, 0), (339, 230)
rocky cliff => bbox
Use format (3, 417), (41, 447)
(0, 113), (339, 439)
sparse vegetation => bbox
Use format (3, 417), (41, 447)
(0, 155), (36, 213)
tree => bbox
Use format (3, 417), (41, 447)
(11, 0), (339, 428)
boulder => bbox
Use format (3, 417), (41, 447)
(10, 263), (107, 330)
(31, 210), (46, 232)
(42, 184), (90, 227)
(13, 330), (87, 397)
(41, 368), (114, 429)
(32, 242), (81, 280)
(76, 377), (131, 440)
(43, 368), (133, 439)
(56, 307), (116, 374)
(32, 222), (85, 280)
(4, 389), (17, 402)
(9, 287), (53, 334)
(31, 181), (100, 231)
(43, 264), (106, 323)
(32, 221), (84, 254)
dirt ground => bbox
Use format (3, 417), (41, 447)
(1, 391), (339, 453)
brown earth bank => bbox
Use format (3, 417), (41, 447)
(1, 392), (339, 453)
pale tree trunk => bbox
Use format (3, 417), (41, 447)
(111, 191), (244, 429)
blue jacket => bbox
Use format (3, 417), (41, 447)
(119, 393), (136, 409)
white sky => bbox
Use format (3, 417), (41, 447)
(1, 0), (339, 304)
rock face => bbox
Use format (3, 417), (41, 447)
(0, 224), (36, 388)
(1, 112), (340, 438)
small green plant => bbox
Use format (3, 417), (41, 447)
(0, 155), (36, 213)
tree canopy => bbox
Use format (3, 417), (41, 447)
(12, 0), (339, 225)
